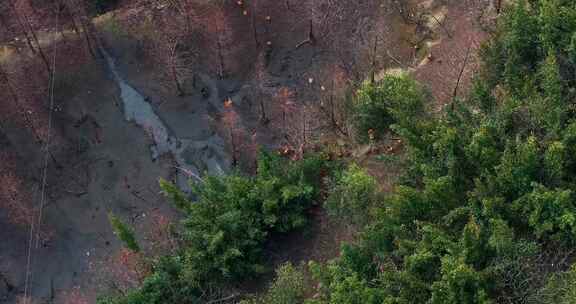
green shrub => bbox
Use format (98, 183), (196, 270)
(108, 213), (140, 252)
(101, 151), (326, 303)
(488, 240), (540, 303)
(159, 151), (326, 281)
(325, 164), (378, 226)
(353, 74), (426, 142)
(97, 257), (202, 304)
(241, 263), (306, 304)
(308, 2), (576, 303)
(539, 265), (576, 304)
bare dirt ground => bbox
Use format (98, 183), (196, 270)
(411, 0), (494, 108)
(0, 55), (181, 303)
(0, 0), (497, 303)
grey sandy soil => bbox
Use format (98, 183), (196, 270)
(0, 40), (232, 303)
(1, 57), (177, 303)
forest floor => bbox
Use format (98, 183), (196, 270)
(0, 0), (497, 303)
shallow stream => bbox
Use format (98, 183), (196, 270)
(101, 48), (228, 190)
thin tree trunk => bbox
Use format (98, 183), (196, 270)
(59, 27), (68, 41)
(229, 128), (237, 167)
(451, 42), (473, 108)
(301, 110), (307, 158)
(78, 16), (97, 58)
(69, 14), (80, 36)
(329, 78), (336, 129)
(329, 77), (346, 136)
(168, 41), (185, 96)
(295, 20), (316, 49)
(63, 4), (81, 37)
(216, 34), (225, 79)
(308, 19), (316, 44)
(10, 3), (38, 55)
(57, 8), (70, 43)
(371, 36), (378, 84)
(171, 60), (185, 96)
(251, 0), (259, 49)
(173, 71), (185, 96)
(12, 2), (51, 73)
(283, 109), (288, 139)
(259, 91), (268, 124)
(177, 0), (192, 33)
(66, 0), (98, 58)
(216, 1), (226, 79)
(0, 118), (8, 147)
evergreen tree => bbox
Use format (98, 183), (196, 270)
(108, 213), (140, 252)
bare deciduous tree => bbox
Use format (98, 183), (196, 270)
(9, 0), (51, 73)
(254, 52), (270, 124)
(150, 33), (196, 96)
(64, 0), (99, 59)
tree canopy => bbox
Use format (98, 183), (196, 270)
(310, 1), (576, 303)
(99, 151), (327, 304)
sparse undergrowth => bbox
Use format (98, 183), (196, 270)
(353, 73), (428, 142)
(240, 263), (308, 304)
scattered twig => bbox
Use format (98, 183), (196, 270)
(295, 20), (316, 49)
(49, 277), (55, 302)
(63, 189), (88, 197)
(430, 14), (452, 38)
(370, 36), (379, 84)
(131, 190), (150, 204)
(386, 50), (408, 68)
(173, 165), (204, 183)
